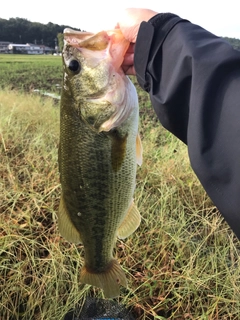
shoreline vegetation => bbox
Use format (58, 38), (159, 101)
(1, 54), (240, 319)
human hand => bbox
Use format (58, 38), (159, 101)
(116, 8), (158, 75)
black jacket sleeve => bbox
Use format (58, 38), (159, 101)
(134, 13), (240, 239)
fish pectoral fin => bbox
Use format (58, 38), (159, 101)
(117, 201), (141, 239)
(136, 133), (143, 166)
(80, 259), (127, 298)
(57, 195), (82, 244)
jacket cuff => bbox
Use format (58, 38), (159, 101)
(134, 13), (187, 91)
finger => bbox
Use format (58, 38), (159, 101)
(122, 52), (134, 66)
(126, 43), (135, 54)
(123, 65), (136, 76)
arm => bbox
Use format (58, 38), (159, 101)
(135, 13), (240, 238)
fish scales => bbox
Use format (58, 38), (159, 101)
(58, 28), (142, 298)
(60, 105), (137, 264)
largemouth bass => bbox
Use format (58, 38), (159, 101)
(58, 28), (142, 298)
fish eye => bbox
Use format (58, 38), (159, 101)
(68, 59), (81, 73)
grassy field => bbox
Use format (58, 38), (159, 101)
(0, 54), (62, 93)
(1, 54), (240, 319)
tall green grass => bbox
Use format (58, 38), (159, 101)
(1, 84), (240, 319)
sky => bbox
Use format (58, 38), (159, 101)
(1, 0), (240, 39)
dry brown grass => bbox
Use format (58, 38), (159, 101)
(1, 88), (240, 319)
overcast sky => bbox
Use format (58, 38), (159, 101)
(1, 0), (240, 39)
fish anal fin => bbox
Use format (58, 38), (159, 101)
(117, 201), (141, 239)
(57, 195), (82, 244)
(136, 133), (143, 166)
(80, 259), (127, 298)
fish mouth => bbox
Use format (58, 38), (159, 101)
(63, 28), (129, 70)
(63, 28), (110, 51)
(63, 28), (95, 45)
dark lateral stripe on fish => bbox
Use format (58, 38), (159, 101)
(83, 259), (119, 276)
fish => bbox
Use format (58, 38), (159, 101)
(57, 27), (143, 298)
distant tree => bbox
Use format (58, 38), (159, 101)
(57, 33), (64, 52)
(0, 18), (82, 48)
(223, 37), (240, 51)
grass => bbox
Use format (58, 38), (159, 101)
(1, 55), (240, 319)
(0, 54), (62, 92)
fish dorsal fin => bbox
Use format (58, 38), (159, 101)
(136, 133), (143, 166)
(57, 195), (82, 244)
(117, 201), (141, 239)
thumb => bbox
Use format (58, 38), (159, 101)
(117, 8), (158, 43)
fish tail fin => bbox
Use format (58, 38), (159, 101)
(80, 259), (127, 298)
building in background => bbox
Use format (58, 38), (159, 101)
(0, 41), (11, 53)
(6, 43), (54, 54)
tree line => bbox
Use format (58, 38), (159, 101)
(0, 17), (81, 48)
(0, 17), (239, 52)
(223, 37), (240, 51)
